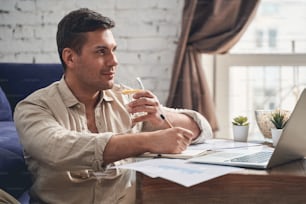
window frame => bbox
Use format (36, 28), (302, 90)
(212, 53), (306, 139)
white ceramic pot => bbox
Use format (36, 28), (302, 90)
(233, 125), (249, 142)
(271, 128), (283, 146)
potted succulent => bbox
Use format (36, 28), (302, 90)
(232, 116), (249, 142)
(270, 110), (288, 129)
(270, 110), (290, 146)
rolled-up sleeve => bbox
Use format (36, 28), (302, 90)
(163, 107), (213, 144)
(93, 132), (113, 171)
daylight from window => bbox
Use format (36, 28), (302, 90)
(214, 0), (306, 140)
(231, 0), (306, 54)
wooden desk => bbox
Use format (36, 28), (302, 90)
(136, 159), (306, 204)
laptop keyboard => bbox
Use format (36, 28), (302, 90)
(230, 151), (273, 163)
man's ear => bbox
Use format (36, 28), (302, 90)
(62, 48), (76, 68)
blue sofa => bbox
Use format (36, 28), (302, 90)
(0, 63), (63, 203)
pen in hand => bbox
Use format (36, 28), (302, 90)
(160, 113), (173, 128)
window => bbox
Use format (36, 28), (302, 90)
(268, 29), (277, 48)
(203, 0), (306, 140)
(255, 30), (264, 48)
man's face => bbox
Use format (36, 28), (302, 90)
(71, 28), (118, 92)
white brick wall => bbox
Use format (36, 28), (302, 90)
(0, 0), (184, 104)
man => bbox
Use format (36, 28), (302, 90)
(14, 8), (212, 203)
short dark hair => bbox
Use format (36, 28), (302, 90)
(56, 8), (115, 69)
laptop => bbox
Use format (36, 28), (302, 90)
(189, 88), (306, 169)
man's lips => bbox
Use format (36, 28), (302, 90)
(102, 72), (115, 79)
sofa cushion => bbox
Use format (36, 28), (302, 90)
(0, 121), (24, 156)
(0, 121), (32, 199)
(0, 63), (63, 111)
(0, 86), (12, 121)
(0, 147), (31, 199)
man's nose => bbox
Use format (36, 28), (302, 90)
(107, 52), (118, 67)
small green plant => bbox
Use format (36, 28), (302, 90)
(232, 116), (249, 126)
(270, 110), (288, 129)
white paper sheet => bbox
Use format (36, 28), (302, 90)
(140, 139), (263, 159)
(188, 138), (263, 151)
(116, 158), (241, 187)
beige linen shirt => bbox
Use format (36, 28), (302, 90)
(14, 78), (212, 204)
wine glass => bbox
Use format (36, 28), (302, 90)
(120, 77), (147, 121)
(119, 77), (173, 128)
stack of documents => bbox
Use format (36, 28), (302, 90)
(115, 139), (263, 187)
(116, 158), (241, 187)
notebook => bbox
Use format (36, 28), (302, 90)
(189, 89), (306, 169)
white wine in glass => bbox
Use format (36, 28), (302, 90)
(120, 77), (147, 120)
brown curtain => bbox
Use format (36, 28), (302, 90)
(166, 0), (260, 132)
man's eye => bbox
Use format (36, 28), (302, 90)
(97, 49), (106, 55)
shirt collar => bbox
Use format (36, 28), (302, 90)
(58, 77), (114, 108)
